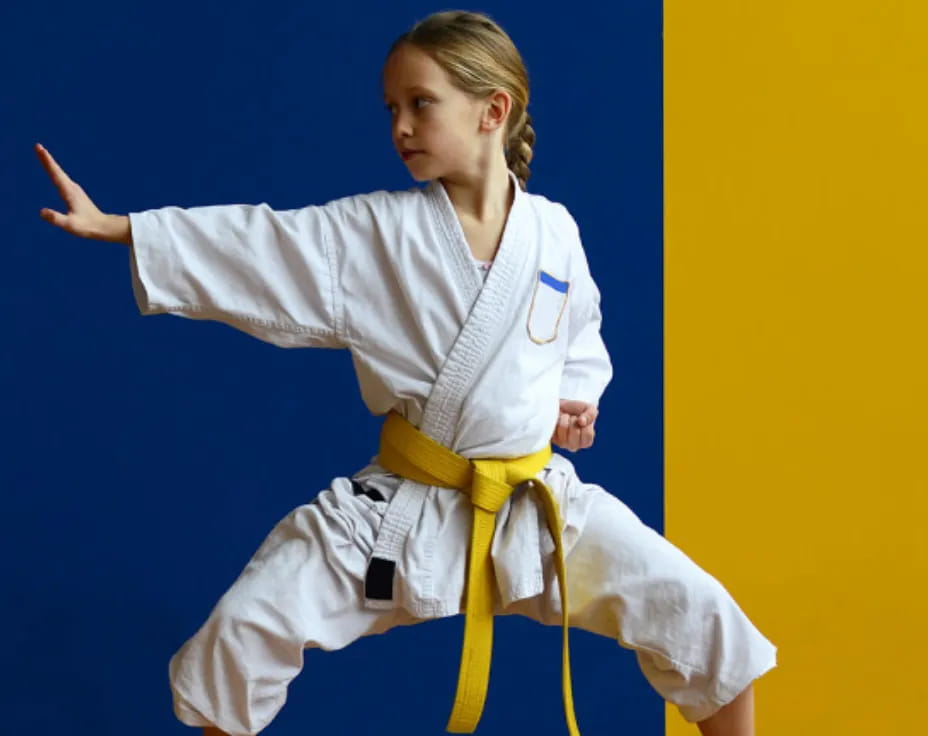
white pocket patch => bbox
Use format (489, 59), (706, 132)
(527, 269), (570, 344)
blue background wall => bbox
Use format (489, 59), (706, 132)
(2, 2), (662, 733)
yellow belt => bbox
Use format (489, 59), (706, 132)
(378, 411), (580, 735)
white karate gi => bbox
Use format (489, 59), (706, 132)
(127, 169), (776, 735)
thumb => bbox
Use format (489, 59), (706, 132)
(40, 208), (66, 226)
(577, 404), (598, 427)
(559, 399), (588, 416)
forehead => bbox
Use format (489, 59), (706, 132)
(382, 45), (451, 99)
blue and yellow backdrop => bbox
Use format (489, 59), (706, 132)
(3, 2), (924, 735)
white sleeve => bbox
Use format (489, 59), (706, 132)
(127, 199), (358, 349)
(558, 213), (613, 406)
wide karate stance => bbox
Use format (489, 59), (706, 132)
(36, 10), (776, 736)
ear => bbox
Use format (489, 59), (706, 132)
(480, 89), (512, 133)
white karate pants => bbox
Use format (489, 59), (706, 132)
(168, 480), (776, 735)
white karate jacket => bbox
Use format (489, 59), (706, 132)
(128, 168), (613, 617)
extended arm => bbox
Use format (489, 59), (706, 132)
(36, 142), (364, 349)
(126, 201), (344, 348)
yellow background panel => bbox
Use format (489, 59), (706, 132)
(664, 2), (928, 734)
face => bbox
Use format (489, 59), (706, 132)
(382, 44), (508, 180)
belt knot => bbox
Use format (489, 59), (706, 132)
(469, 459), (516, 513)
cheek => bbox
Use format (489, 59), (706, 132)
(435, 123), (472, 156)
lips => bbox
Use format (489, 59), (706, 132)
(401, 150), (423, 161)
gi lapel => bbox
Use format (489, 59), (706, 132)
(362, 169), (535, 616)
(420, 169), (532, 447)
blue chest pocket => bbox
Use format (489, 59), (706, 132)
(527, 270), (570, 344)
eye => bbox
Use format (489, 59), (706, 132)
(384, 97), (431, 115)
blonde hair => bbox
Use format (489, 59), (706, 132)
(386, 10), (535, 191)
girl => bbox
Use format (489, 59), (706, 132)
(36, 10), (776, 736)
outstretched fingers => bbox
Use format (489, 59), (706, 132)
(34, 143), (110, 239)
(35, 143), (74, 199)
(35, 143), (73, 224)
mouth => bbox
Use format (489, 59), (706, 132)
(401, 150), (423, 161)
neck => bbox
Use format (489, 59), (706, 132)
(439, 155), (514, 224)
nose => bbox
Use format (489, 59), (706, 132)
(391, 110), (414, 141)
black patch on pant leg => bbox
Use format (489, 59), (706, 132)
(364, 557), (396, 600)
(351, 480), (385, 503)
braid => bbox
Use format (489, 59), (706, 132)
(506, 111), (535, 191)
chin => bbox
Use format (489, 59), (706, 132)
(404, 165), (433, 182)
(403, 155), (441, 179)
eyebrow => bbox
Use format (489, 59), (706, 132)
(383, 85), (438, 101)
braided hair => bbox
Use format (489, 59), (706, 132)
(386, 10), (535, 191)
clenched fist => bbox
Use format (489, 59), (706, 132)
(551, 399), (598, 452)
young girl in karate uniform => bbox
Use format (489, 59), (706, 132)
(36, 10), (775, 736)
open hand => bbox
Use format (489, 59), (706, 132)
(551, 399), (598, 452)
(35, 143), (119, 241)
